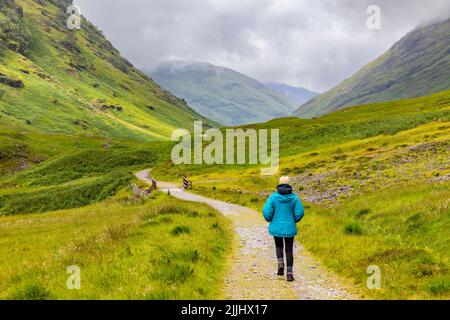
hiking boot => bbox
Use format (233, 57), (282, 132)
(277, 266), (285, 276)
(277, 259), (284, 276)
(287, 273), (295, 282)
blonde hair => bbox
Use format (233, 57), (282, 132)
(279, 176), (290, 185)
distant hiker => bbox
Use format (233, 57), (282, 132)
(263, 176), (305, 282)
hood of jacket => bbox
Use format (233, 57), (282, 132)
(275, 184), (296, 203)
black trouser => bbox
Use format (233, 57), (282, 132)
(274, 237), (294, 268)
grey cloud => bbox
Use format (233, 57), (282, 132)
(75, 0), (450, 92)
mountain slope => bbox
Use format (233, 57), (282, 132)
(149, 61), (298, 126)
(0, 0), (212, 141)
(295, 18), (450, 118)
(264, 82), (318, 105)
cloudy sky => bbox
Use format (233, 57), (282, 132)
(74, 0), (449, 92)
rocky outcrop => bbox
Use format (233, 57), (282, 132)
(0, 73), (24, 88)
(97, 104), (123, 112)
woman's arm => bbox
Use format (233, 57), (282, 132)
(263, 195), (275, 222)
(294, 196), (305, 223)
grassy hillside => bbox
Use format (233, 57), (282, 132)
(0, 0), (212, 141)
(0, 120), (179, 215)
(296, 18), (450, 118)
(152, 90), (450, 299)
(154, 89), (450, 179)
(149, 61), (298, 126)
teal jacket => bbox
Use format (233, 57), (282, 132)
(263, 184), (305, 238)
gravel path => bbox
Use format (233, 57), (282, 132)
(136, 170), (357, 300)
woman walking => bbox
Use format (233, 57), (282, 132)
(263, 176), (305, 282)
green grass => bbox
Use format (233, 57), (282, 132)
(0, 134), (170, 215)
(0, 174), (130, 215)
(185, 177), (450, 299)
(153, 90), (450, 299)
(0, 191), (232, 300)
(300, 182), (450, 299)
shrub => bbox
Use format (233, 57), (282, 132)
(0, 2), (31, 55)
(165, 263), (194, 283)
(344, 222), (364, 235)
(146, 289), (177, 300)
(171, 226), (191, 236)
(211, 222), (223, 233)
(174, 249), (200, 263)
(156, 216), (172, 224)
(61, 34), (81, 54)
(427, 277), (450, 295)
(11, 283), (51, 300)
(152, 263), (194, 284)
(356, 208), (371, 218)
(293, 167), (305, 174)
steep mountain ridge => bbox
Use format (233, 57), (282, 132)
(295, 18), (450, 118)
(0, 0), (212, 141)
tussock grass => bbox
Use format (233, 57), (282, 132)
(427, 277), (450, 295)
(171, 226), (191, 236)
(343, 222), (364, 236)
(11, 283), (52, 301)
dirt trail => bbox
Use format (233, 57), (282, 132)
(136, 170), (357, 300)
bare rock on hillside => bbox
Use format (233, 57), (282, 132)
(97, 104), (123, 112)
(0, 73), (24, 88)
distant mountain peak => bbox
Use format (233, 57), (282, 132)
(148, 61), (299, 126)
(264, 82), (319, 106)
